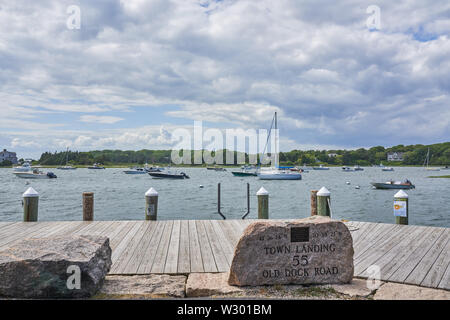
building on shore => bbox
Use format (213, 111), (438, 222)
(0, 149), (18, 164)
(387, 152), (404, 162)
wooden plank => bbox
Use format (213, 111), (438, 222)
(188, 220), (204, 273)
(350, 222), (377, 244)
(151, 220), (174, 273)
(388, 227), (445, 283)
(112, 221), (153, 274)
(177, 220), (190, 273)
(372, 226), (432, 280)
(119, 221), (158, 274)
(111, 221), (144, 264)
(405, 230), (449, 286)
(218, 220), (242, 248)
(0, 222), (56, 248)
(421, 233), (450, 288)
(211, 220), (235, 254)
(438, 261), (450, 290)
(195, 220), (217, 272)
(355, 224), (415, 276)
(353, 223), (398, 258)
(164, 220), (181, 274)
(203, 220), (229, 272)
(138, 221), (167, 274)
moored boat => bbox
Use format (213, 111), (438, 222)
(312, 164), (329, 170)
(13, 169), (57, 179)
(88, 163), (105, 169)
(371, 180), (415, 190)
(149, 171), (190, 179)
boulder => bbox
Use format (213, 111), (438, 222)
(0, 235), (112, 298)
(228, 216), (354, 286)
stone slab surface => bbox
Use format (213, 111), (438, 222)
(374, 282), (450, 300)
(97, 275), (187, 298)
(186, 273), (243, 297)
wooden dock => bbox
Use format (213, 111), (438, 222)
(0, 220), (448, 290)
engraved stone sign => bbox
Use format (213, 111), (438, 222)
(228, 216), (354, 286)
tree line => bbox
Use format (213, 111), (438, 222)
(32, 142), (450, 166)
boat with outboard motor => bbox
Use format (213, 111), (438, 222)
(371, 179), (415, 190)
(148, 171), (190, 179)
(13, 168), (57, 179)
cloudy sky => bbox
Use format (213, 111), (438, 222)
(0, 0), (449, 158)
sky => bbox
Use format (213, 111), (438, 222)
(0, 0), (449, 159)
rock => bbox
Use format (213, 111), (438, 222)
(98, 275), (186, 298)
(228, 216), (354, 286)
(328, 278), (381, 297)
(0, 235), (112, 298)
(374, 282), (450, 300)
(186, 273), (243, 297)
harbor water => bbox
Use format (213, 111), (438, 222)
(0, 167), (449, 227)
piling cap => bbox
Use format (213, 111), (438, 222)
(145, 187), (158, 196)
(394, 190), (408, 198)
(23, 187), (39, 198)
(317, 186), (331, 196)
(256, 187), (269, 196)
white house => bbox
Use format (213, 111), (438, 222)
(387, 152), (404, 162)
(0, 149), (18, 164)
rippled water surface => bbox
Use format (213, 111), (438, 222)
(0, 167), (449, 227)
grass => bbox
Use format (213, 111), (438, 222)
(428, 175), (450, 178)
(292, 286), (339, 298)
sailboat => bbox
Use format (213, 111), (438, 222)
(57, 148), (77, 170)
(424, 148), (440, 171)
(257, 112), (302, 180)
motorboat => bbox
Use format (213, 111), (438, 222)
(14, 168), (57, 179)
(381, 167), (394, 171)
(312, 164), (329, 170)
(88, 163), (105, 169)
(342, 166), (354, 172)
(124, 167), (147, 174)
(354, 165), (364, 171)
(371, 180), (415, 190)
(206, 167), (227, 171)
(231, 168), (258, 176)
(148, 171), (190, 179)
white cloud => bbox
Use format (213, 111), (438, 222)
(0, 0), (449, 158)
(79, 115), (124, 124)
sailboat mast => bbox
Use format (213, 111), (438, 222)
(274, 112), (278, 169)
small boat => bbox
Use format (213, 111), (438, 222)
(149, 171), (190, 179)
(381, 167), (394, 171)
(371, 180), (415, 190)
(231, 170), (257, 177)
(124, 167), (147, 174)
(313, 164), (329, 170)
(88, 163), (105, 169)
(206, 167), (227, 171)
(342, 166), (354, 172)
(354, 165), (364, 171)
(442, 166), (450, 170)
(14, 169), (57, 179)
